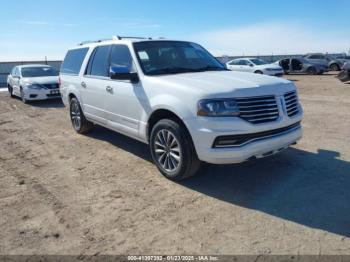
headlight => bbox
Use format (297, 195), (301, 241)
(197, 99), (240, 117)
(24, 83), (43, 90)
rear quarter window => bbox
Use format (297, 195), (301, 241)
(61, 48), (89, 75)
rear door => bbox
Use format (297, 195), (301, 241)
(307, 54), (328, 66)
(227, 60), (241, 71)
(238, 59), (254, 72)
(81, 45), (112, 125)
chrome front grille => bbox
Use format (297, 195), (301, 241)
(284, 91), (299, 117)
(236, 95), (279, 124)
(42, 83), (59, 89)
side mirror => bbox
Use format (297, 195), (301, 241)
(249, 64), (254, 67)
(110, 66), (139, 83)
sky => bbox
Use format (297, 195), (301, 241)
(1, 0), (350, 61)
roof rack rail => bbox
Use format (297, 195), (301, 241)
(113, 35), (152, 40)
(78, 38), (112, 46)
(78, 35), (159, 45)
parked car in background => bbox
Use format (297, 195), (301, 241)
(226, 58), (284, 76)
(276, 57), (327, 75)
(303, 53), (329, 67)
(7, 65), (60, 103)
(60, 36), (303, 181)
(329, 54), (350, 71)
(337, 62), (350, 83)
(303, 53), (346, 71)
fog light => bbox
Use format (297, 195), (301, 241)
(216, 139), (238, 146)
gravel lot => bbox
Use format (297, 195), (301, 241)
(0, 73), (349, 255)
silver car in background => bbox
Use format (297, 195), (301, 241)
(303, 53), (348, 71)
(276, 57), (328, 75)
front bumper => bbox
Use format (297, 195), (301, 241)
(185, 113), (303, 164)
(265, 71), (284, 77)
(23, 88), (61, 101)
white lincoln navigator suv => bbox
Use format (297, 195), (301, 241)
(60, 36), (303, 181)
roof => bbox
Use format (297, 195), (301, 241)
(228, 57), (259, 62)
(80, 36), (164, 44)
(16, 64), (52, 69)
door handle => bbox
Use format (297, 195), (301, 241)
(81, 81), (87, 88)
(106, 86), (113, 93)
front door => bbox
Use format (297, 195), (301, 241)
(104, 44), (145, 139)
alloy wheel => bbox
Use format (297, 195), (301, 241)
(154, 129), (182, 172)
(70, 101), (81, 130)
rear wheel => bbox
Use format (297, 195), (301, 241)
(150, 119), (200, 181)
(306, 67), (317, 75)
(69, 97), (93, 134)
(330, 63), (340, 71)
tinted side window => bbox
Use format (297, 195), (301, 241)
(61, 48), (89, 75)
(90, 45), (111, 77)
(238, 60), (249, 65)
(309, 55), (325, 59)
(229, 60), (239, 65)
(110, 45), (134, 72)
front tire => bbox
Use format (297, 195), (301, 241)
(330, 63), (340, 71)
(255, 70), (263, 74)
(20, 87), (28, 103)
(306, 67), (317, 75)
(150, 119), (200, 181)
(69, 97), (93, 134)
(7, 85), (15, 98)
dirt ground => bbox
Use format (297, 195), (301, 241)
(0, 73), (349, 255)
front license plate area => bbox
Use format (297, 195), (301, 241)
(50, 90), (60, 94)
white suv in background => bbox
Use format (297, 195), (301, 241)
(60, 36), (303, 181)
(7, 65), (60, 103)
(226, 58), (284, 76)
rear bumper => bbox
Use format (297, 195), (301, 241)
(266, 72), (284, 77)
(264, 70), (284, 77)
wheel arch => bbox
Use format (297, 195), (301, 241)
(147, 109), (189, 142)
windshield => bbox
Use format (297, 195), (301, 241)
(133, 41), (226, 75)
(21, 67), (59, 77)
(250, 58), (268, 65)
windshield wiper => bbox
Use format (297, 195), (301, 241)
(197, 65), (228, 72)
(148, 67), (200, 75)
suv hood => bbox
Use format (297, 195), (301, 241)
(22, 76), (59, 85)
(147, 71), (294, 98)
